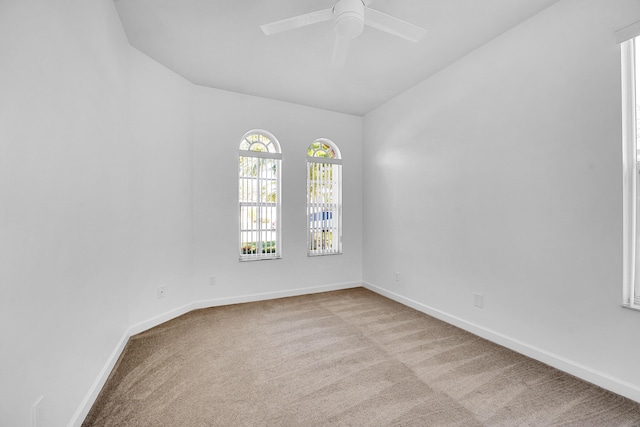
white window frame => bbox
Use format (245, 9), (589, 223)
(238, 130), (282, 261)
(620, 24), (640, 309)
(307, 139), (342, 256)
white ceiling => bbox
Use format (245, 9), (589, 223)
(114, 0), (559, 116)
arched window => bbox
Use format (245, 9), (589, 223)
(238, 130), (282, 260)
(307, 139), (342, 256)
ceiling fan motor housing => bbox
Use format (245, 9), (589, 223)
(333, 0), (365, 39)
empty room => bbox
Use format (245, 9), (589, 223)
(3, 0), (640, 425)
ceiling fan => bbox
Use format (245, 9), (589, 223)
(260, 0), (427, 68)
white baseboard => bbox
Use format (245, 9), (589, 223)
(68, 331), (129, 427)
(192, 281), (362, 310)
(363, 281), (640, 403)
(69, 281), (362, 426)
(128, 281), (362, 335)
(129, 302), (196, 336)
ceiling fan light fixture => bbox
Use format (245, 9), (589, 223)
(333, 0), (365, 39)
(335, 13), (364, 39)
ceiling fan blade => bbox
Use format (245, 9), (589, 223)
(331, 36), (350, 68)
(364, 8), (427, 42)
(261, 8), (334, 35)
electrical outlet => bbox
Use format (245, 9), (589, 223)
(157, 287), (166, 298)
(32, 395), (43, 427)
(209, 276), (216, 286)
(474, 293), (484, 308)
(394, 271), (400, 282)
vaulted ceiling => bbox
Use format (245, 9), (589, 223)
(114, 0), (559, 116)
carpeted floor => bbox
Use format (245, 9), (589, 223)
(83, 288), (640, 426)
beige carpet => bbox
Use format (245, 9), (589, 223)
(83, 288), (640, 426)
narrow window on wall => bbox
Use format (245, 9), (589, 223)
(307, 139), (342, 256)
(238, 131), (282, 260)
(620, 25), (640, 309)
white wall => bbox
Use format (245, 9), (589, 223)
(126, 49), (194, 328)
(192, 87), (363, 303)
(363, 0), (640, 400)
(0, 1), (194, 426)
(0, 1), (131, 426)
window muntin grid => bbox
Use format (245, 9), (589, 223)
(239, 131), (282, 260)
(307, 139), (342, 256)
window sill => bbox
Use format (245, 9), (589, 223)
(239, 256), (282, 262)
(621, 303), (640, 312)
